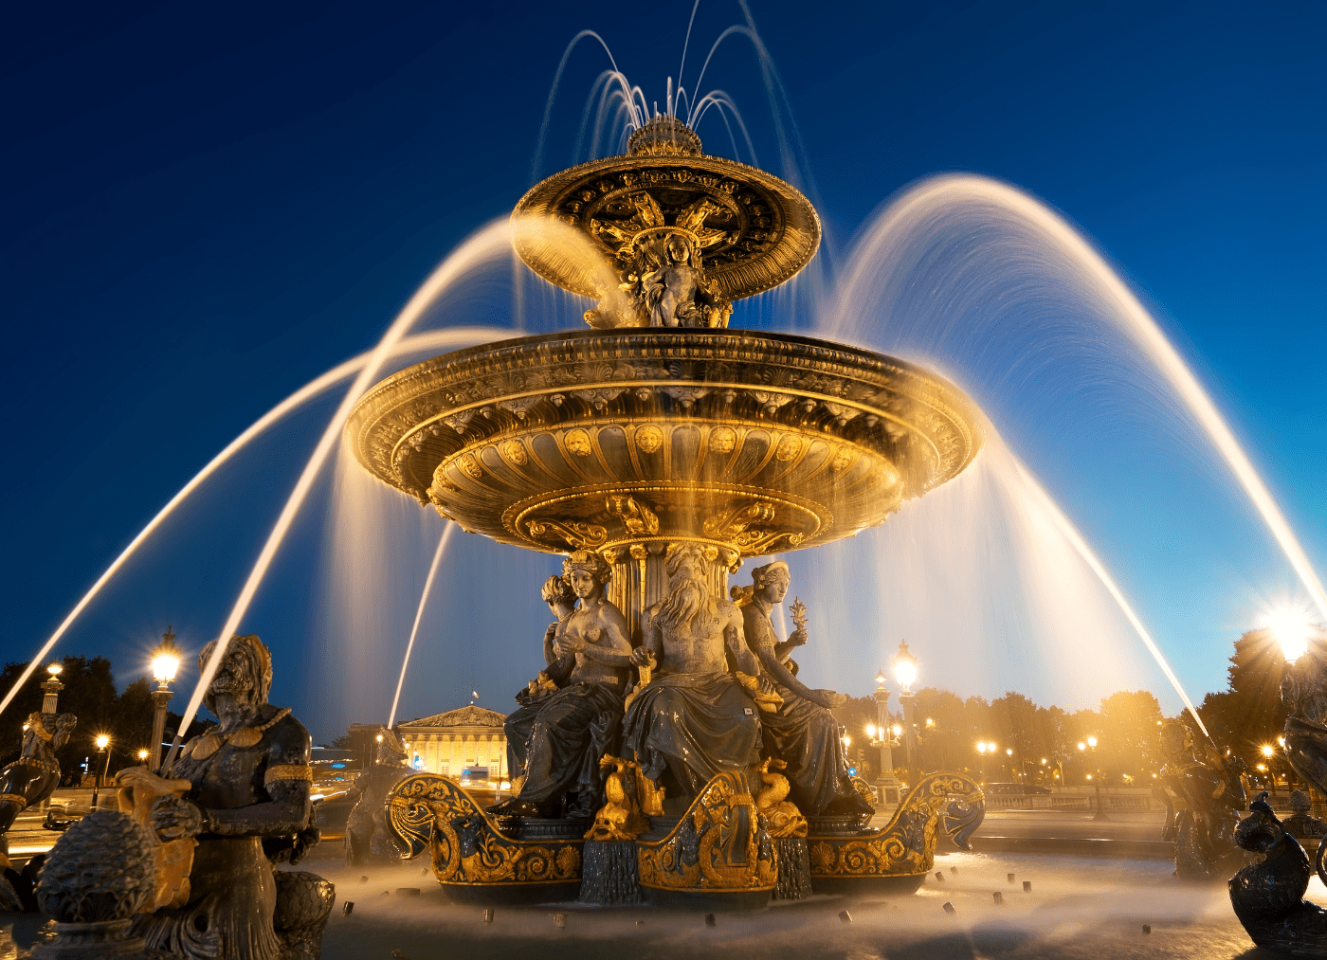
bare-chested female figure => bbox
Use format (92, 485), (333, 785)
(492, 551), (634, 818)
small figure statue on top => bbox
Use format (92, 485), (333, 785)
(1156, 719), (1246, 880)
(0, 709), (77, 910)
(492, 553), (635, 819)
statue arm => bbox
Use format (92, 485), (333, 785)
(755, 646), (838, 708)
(543, 622), (559, 666)
(724, 607), (761, 676)
(632, 610), (662, 666)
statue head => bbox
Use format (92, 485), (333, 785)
(1290, 789), (1312, 816)
(751, 561), (791, 604)
(199, 634), (272, 717)
(562, 549), (611, 601)
(656, 543), (715, 634)
(541, 574), (578, 616)
(666, 234), (692, 265)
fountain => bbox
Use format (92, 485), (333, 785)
(346, 114), (985, 908)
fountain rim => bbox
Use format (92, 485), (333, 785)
(513, 150), (822, 301)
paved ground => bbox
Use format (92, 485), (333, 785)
(6, 795), (1288, 958)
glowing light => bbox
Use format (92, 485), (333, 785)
(1262, 745), (1275, 758)
(865, 723), (877, 738)
(45, 663), (62, 677)
(95, 735), (109, 749)
(892, 724), (902, 737)
(137, 749), (148, 761)
(1268, 606), (1314, 663)
(1077, 742), (1086, 752)
(874, 670), (887, 687)
(1087, 736), (1098, 748)
(893, 640), (918, 693)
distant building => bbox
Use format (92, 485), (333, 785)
(396, 705), (509, 779)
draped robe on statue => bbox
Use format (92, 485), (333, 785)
(505, 680), (623, 814)
(621, 672), (763, 797)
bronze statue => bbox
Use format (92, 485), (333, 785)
(491, 556), (634, 819)
(1281, 789), (1327, 841)
(343, 728), (410, 865)
(622, 543), (771, 803)
(0, 710), (76, 910)
(135, 635), (333, 960)
(1156, 720), (1246, 880)
(734, 562), (873, 817)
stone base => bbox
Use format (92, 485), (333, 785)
(579, 840), (643, 905)
(773, 838), (811, 901)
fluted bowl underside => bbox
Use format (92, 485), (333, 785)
(345, 329), (983, 558)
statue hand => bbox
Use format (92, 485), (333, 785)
(150, 794), (206, 841)
(630, 647), (654, 666)
(788, 628), (808, 647)
(815, 690), (847, 709)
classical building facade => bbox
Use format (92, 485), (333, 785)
(396, 705), (509, 779)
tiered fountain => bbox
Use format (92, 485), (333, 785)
(345, 115), (986, 908)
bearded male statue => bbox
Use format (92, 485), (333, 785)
(492, 552), (634, 819)
(622, 543), (766, 804)
(137, 635), (333, 960)
(734, 561), (874, 817)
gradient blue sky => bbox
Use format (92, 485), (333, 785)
(4, 1), (1324, 741)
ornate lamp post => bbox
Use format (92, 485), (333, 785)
(976, 741), (995, 784)
(869, 670), (902, 805)
(1079, 736), (1108, 821)
(149, 627), (183, 771)
(90, 734), (110, 809)
(893, 641), (919, 791)
(41, 662), (65, 712)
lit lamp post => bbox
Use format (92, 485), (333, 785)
(868, 670), (902, 806)
(1261, 744), (1278, 796)
(150, 627), (183, 771)
(976, 741), (996, 783)
(1079, 736), (1108, 821)
(893, 640), (919, 792)
(91, 734), (111, 810)
(41, 662), (64, 712)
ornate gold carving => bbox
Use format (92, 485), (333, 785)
(387, 774), (582, 886)
(346, 330), (982, 557)
(734, 671), (783, 713)
(526, 519), (609, 550)
(585, 755), (650, 842)
(605, 495), (659, 536)
(564, 429), (593, 457)
(702, 501), (806, 556)
(500, 439), (528, 465)
(635, 425), (664, 453)
(263, 764), (313, 786)
(775, 435), (803, 462)
(808, 773), (985, 881)
(514, 118), (820, 306)
(637, 772), (777, 892)
(755, 759), (808, 839)
(116, 767), (197, 911)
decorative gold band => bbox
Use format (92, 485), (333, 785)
(0, 794), (28, 811)
(264, 764), (312, 786)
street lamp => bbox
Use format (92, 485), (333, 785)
(1261, 744), (1279, 795)
(893, 641), (919, 791)
(869, 669), (901, 805)
(976, 741), (995, 783)
(41, 662), (65, 712)
(1079, 736), (1108, 821)
(149, 627), (183, 770)
(91, 734), (111, 810)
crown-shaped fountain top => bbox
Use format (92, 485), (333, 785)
(627, 115), (704, 157)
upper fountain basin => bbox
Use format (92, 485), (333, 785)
(346, 329), (982, 560)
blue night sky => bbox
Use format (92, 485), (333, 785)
(3, 1), (1324, 743)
